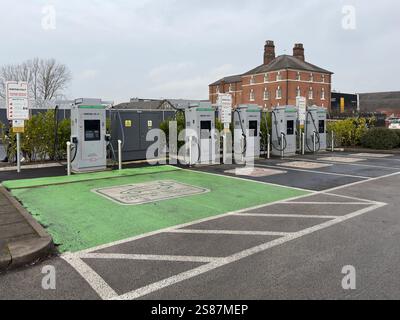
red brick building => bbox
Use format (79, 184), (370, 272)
(209, 41), (333, 110)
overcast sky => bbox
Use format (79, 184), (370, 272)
(0, 0), (399, 103)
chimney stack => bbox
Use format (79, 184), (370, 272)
(293, 43), (305, 61)
(264, 40), (276, 65)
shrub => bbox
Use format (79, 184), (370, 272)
(0, 110), (71, 162)
(361, 128), (400, 150)
(327, 117), (374, 147)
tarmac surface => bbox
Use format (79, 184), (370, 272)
(1, 151), (400, 300)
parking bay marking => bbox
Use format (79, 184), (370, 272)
(62, 169), (398, 300)
(256, 163), (371, 179)
(114, 202), (386, 300)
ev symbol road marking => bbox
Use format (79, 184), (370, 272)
(342, 265), (356, 290)
(41, 265), (56, 290)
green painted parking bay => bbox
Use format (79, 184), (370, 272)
(2, 165), (308, 253)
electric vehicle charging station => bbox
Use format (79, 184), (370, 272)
(305, 106), (327, 153)
(70, 98), (111, 173)
(185, 103), (218, 165)
(271, 105), (298, 157)
(234, 104), (261, 161)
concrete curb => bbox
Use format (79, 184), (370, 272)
(0, 187), (55, 272)
(343, 147), (400, 154)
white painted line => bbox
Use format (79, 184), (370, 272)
(323, 171), (400, 194)
(114, 202), (386, 300)
(182, 167), (317, 194)
(0, 162), (63, 172)
(234, 213), (339, 219)
(62, 254), (118, 300)
(285, 157), (400, 170)
(322, 193), (378, 204)
(168, 229), (291, 237)
(78, 253), (219, 264)
(279, 201), (370, 205)
(256, 163), (370, 179)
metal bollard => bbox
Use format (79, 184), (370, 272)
(331, 131), (335, 152)
(313, 131), (317, 153)
(302, 132), (305, 155)
(280, 133), (284, 159)
(118, 140), (122, 170)
(66, 141), (71, 176)
(267, 134), (271, 159)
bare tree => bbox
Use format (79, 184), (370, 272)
(0, 58), (71, 100)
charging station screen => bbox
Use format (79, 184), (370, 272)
(249, 121), (258, 137)
(84, 120), (101, 141)
(319, 120), (325, 134)
(287, 120), (294, 135)
(200, 121), (212, 139)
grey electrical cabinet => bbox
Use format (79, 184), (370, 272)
(110, 109), (175, 162)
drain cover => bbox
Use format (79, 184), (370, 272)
(278, 161), (332, 169)
(93, 180), (209, 205)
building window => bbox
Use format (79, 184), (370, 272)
(264, 73), (269, 83)
(276, 86), (282, 99)
(322, 75), (325, 83)
(250, 75), (255, 85)
(263, 88), (269, 100)
(296, 72), (301, 81)
(296, 86), (301, 97)
(250, 89), (255, 101)
(229, 84), (233, 92)
(216, 87), (220, 94)
(321, 88), (326, 100)
(277, 71), (282, 81)
(308, 87), (313, 100)
(310, 73), (314, 82)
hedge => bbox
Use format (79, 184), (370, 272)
(360, 128), (400, 150)
(0, 110), (71, 162)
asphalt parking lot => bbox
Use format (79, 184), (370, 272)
(1, 151), (400, 300)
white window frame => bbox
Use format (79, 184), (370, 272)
(322, 74), (325, 83)
(321, 88), (326, 100)
(308, 87), (313, 100)
(229, 84), (233, 92)
(310, 73), (314, 82)
(264, 73), (269, 83)
(250, 75), (255, 85)
(263, 88), (269, 100)
(250, 89), (255, 101)
(296, 72), (301, 81)
(276, 86), (282, 100)
(296, 86), (301, 97)
(277, 71), (282, 81)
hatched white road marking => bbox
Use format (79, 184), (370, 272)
(233, 213), (339, 219)
(168, 229), (292, 237)
(62, 166), (398, 300)
(278, 161), (332, 169)
(114, 202), (386, 300)
(62, 254), (118, 300)
(79, 253), (219, 263)
(256, 163), (370, 179)
(353, 153), (393, 158)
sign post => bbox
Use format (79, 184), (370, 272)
(6, 81), (29, 173)
(217, 94), (233, 164)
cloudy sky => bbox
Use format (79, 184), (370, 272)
(0, 0), (398, 103)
